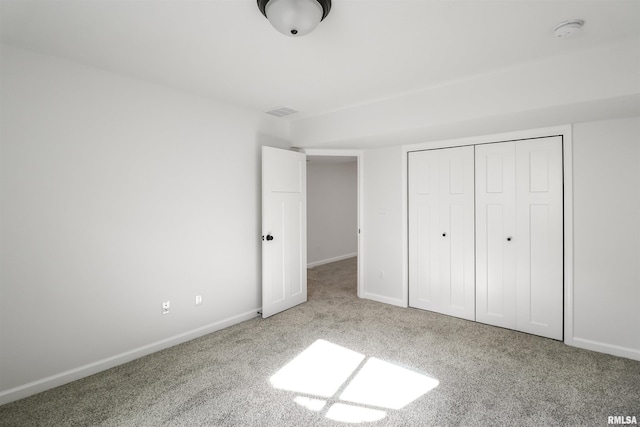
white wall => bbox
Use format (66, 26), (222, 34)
(307, 160), (357, 267)
(0, 45), (288, 403)
(572, 116), (640, 359)
(361, 147), (405, 306)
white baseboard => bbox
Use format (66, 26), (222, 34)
(0, 309), (260, 406)
(569, 337), (640, 362)
(362, 292), (407, 308)
(307, 253), (357, 269)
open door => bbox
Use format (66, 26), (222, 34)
(262, 146), (307, 318)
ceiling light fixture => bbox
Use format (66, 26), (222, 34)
(554, 19), (585, 38)
(257, 0), (331, 37)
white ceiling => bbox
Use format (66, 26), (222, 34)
(1, 0), (639, 122)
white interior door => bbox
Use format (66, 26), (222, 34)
(515, 137), (563, 340)
(262, 146), (307, 318)
(476, 142), (517, 330)
(409, 146), (475, 320)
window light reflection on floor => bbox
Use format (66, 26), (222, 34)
(270, 339), (439, 424)
(293, 396), (327, 412)
(270, 339), (365, 397)
(326, 403), (387, 423)
(340, 357), (440, 410)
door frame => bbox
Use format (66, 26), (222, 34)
(401, 125), (574, 344)
(303, 148), (364, 298)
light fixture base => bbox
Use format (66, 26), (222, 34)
(554, 19), (585, 38)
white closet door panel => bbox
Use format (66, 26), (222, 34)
(438, 201), (452, 308)
(409, 147), (474, 320)
(415, 198), (440, 308)
(409, 151), (441, 311)
(515, 137), (563, 340)
(448, 204), (466, 309)
(476, 143), (517, 329)
(447, 154), (467, 194)
(438, 147), (476, 320)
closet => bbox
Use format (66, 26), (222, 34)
(408, 136), (563, 340)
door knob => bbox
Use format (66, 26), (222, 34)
(507, 236), (512, 242)
(266, 234), (274, 241)
(442, 232), (447, 237)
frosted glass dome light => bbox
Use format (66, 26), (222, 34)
(258, 0), (331, 37)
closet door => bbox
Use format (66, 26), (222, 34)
(409, 146), (475, 320)
(476, 137), (563, 340)
(515, 137), (563, 340)
(475, 142), (517, 330)
(409, 150), (440, 313)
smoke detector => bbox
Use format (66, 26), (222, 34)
(554, 19), (585, 38)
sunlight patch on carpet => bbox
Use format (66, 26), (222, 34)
(294, 396), (327, 412)
(340, 357), (439, 410)
(270, 339), (439, 424)
(270, 339), (365, 397)
(326, 403), (387, 423)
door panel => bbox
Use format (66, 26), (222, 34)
(486, 204), (505, 316)
(441, 148), (475, 320)
(262, 147), (307, 318)
(409, 151), (441, 310)
(476, 142), (517, 329)
(529, 204), (552, 325)
(449, 204), (466, 309)
(516, 137), (563, 339)
(449, 156), (466, 194)
(415, 200), (435, 304)
(409, 147), (474, 320)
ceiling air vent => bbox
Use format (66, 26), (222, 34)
(265, 106), (298, 117)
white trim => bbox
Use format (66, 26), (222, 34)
(562, 126), (574, 345)
(571, 337), (640, 362)
(362, 292), (405, 308)
(308, 253), (357, 269)
(303, 149), (365, 298)
(401, 125), (574, 342)
(401, 145), (409, 308)
(303, 149), (363, 157)
(0, 309), (259, 406)
(358, 154), (364, 299)
(402, 125), (572, 152)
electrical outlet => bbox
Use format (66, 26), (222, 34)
(195, 295), (202, 305)
(162, 300), (170, 315)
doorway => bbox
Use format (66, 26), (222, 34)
(304, 150), (363, 297)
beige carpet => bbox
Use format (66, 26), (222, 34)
(1, 257), (639, 426)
